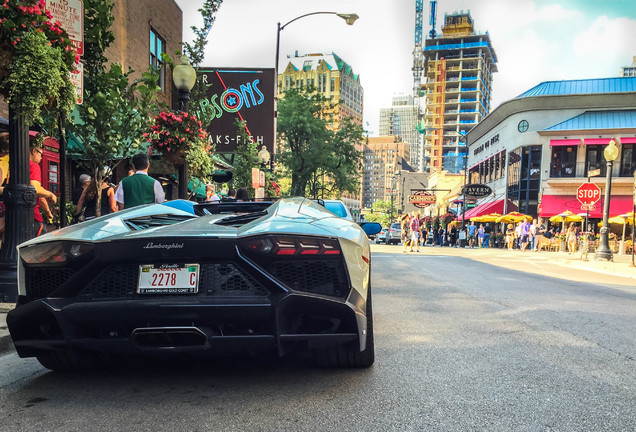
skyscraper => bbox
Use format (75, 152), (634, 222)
(423, 10), (498, 174)
(379, 95), (423, 171)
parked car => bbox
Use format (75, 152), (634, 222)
(7, 198), (382, 370)
(387, 222), (402, 245)
(376, 228), (388, 244)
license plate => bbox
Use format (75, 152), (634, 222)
(138, 264), (200, 294)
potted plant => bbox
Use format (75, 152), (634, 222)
(0, 0), (79, 124)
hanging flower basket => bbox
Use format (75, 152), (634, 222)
(145, 111), (215, 177)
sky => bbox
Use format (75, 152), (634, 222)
(174, 0), (636, 136)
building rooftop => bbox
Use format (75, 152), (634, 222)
(285, 52), (359, 81)
(516, 77), (636, 99)
(543, 110), (636, 131)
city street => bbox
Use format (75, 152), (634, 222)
(0, 246), (634, 431)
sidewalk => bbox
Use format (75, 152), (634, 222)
(1, 246), (635, 357)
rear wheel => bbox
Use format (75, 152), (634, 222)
(313, 283), (375, 368)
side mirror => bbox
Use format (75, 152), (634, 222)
(359, 222), (382, 237)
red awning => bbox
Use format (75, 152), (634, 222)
(621, 137), (636, 144)
(584, 138), (611, 145)
(539, 195), (634, 218)
(461, 199), (504, 220)
(550, 139), (581, 147)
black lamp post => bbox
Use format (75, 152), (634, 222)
(595, 138), (619, 261)
(0, 107), (37, 302)
(172, 55), (197, 200)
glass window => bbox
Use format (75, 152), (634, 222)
(550, 145), (577, 178)
(620, 144), (636, 177)
(585, 145), (607, 177)
(150, 29), (165, 91)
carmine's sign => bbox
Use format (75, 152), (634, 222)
(195, 68), (275, 154)
(409, 191), (436, 208)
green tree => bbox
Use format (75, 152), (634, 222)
(231, 119), (259, 197)
(69, 0), (163, 216)
(277, 88), (364, 197)
(364, 200), (397, 227)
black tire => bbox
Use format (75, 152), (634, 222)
(36, 350), (97, 372)
(313, 283), (375, 368)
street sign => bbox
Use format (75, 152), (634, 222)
(580, 203), (596, 211)
(465, 203), (478, 209)
(577, 182), (601, 205)
(69, 61), (83, 104)
(462, 183), (492, 198)
(45, 0), (84, 56)
(588, 168), (601, 177)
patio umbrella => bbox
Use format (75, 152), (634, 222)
(470, 213), (501, 223)
(607, 214), (634, 244)
(549, 210), (583, 232)
(479, 213), (502, 223)
(495, 212), (530, 224)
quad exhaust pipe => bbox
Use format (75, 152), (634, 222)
(131, 327), (208, 349)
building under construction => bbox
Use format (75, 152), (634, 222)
(423, 10), (498, 174)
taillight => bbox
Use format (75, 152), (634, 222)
(239, 235), (341, 257)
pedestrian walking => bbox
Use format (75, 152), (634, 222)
(467, 221), (477, 248)
(114, 153), (165, 210)
(477, 224), (484, 247)
(483, 223), (492, 248)
(29, 141), (57, 237)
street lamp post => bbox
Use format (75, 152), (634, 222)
(0, 107), (36, 302)
(632, 169), (635, 267)
(274, 12), (358, 150)
(172, 55), (197, 200)
(595, 138), (619, 261)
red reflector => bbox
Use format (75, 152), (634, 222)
(300, 250), (319, 255)
(361, 255), (370, 264)
(323, 250), (340, 255)
(276, 249), (296, 255)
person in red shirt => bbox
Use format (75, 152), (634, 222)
(29, 142), (57, 237)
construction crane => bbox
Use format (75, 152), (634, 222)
(412, 0), (424, 98)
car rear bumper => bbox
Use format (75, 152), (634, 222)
(8, 293), (367, 358)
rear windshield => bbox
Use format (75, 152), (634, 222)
(391, 223), (400, 229)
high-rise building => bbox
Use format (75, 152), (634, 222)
(379, 95), (423, 171)
(620, 56), (636, 77)
(277, 52), (363, 126)
(423, 10), (498, 174)
(362, 136), (410, 209)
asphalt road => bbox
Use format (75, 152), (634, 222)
(0, 250), (634, 431)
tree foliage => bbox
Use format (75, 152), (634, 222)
(230, 119), (259, 197)
(68, 0), (163, 216)
(277, 88), (364, 197)
(364, 200), (398, 227)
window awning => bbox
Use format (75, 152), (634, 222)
(620, 137), (636, 144)
(461, 199), (504, 220)
(550, 139), (581, 147)
(539, 195), (634, 218)
(584, 138), (611, 145)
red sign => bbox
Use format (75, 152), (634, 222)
(581, 203), (596, 211)
(577, 183), (601, 205)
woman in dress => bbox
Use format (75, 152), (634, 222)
(566, 222), (577, 254)
(506, 223), (515, 251)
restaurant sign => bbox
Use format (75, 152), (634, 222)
(409, 191), (436, 208)
(196, 68), (275, 154)
(462, 183), (492, 198)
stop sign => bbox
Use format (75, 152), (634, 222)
(577, 183), (601, 205)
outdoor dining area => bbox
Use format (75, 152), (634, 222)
(465, 210), (635, 255)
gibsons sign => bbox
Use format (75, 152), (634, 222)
(195, 68), (275, 154)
